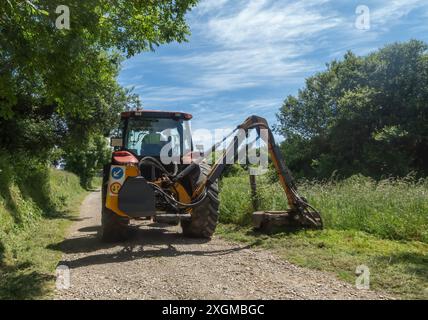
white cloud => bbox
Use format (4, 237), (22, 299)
(146, 0), (342, 99)
(371, 0), (428, 26)
(198, 0), (341, 85)
(206, 0), (339, 45)
(194, 0), (231, 15)
(120, 0), (428, 133)
(136, 85), (213, 104)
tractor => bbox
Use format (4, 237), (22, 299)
(100, 110), (322, 242)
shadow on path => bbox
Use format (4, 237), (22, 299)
(48, 223), (253, 270)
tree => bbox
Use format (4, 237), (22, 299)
(63, 133), (111, 188)
(277, 40), (428, 178)
(0, 0), (198, 183)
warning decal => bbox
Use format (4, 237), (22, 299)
(110, 182), (122, 195)
(111, 167), (124, 180)
(109, 166), (126, 196)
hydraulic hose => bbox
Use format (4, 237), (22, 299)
(139, 156), (178, 176)
(148, 182), (208, 209)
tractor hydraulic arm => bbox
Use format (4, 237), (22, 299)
(186, 115), (322, 229)
(198, 116), (297, 207)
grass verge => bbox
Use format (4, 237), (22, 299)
(218, 173), (428, 299)
(216, 225), (428, 299)
(0, 168), (87, 299)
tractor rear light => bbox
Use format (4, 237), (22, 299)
(113, 151), (139, 165)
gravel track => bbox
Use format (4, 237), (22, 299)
(55, 192), (389, 300)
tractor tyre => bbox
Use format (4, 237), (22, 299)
(181, 163), (219, 239)
(99, 165), (130, 243)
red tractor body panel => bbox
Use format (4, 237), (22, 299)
(121, 110), (193, 120)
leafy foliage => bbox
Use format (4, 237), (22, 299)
(0, 0), (197, 182)
(0, 163), (86, 299)
(63, 134), (111, 188)
(277, 40), (428, 178)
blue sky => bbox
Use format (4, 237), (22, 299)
(118, 0), (428, 146)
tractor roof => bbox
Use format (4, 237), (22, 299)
(121, 110), (193, 120)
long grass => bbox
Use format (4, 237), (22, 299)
(219, 174), (428, 243)
(218, 173), (428, 299)
(0, 158), (86, 299)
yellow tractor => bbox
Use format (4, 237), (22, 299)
(101, 110), (322, 242)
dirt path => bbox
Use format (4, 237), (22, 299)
(55, 192), (389, 300)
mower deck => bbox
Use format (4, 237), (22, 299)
(252, 210), (322, 233)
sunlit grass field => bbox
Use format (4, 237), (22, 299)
(220, 174), (428, 243)
(218, 173), (428, 299)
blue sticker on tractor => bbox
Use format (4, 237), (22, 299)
(111, 167), (124, 180)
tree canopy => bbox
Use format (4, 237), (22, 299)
(277, 40), (428, 179)
(0, 0), (197, 185)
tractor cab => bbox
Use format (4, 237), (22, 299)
(112, 110), (193, 159)
(110, 110), (194, 182)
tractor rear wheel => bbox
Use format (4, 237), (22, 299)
(181, 163), (219, 238)
(99, 165), (130, 242)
